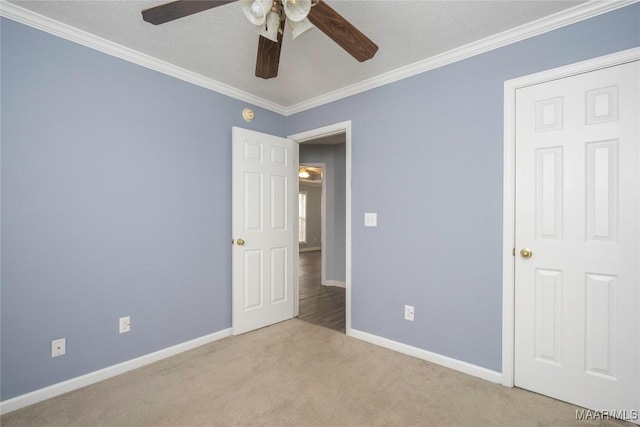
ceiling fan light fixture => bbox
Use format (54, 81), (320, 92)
(289, 17), (314, 39)
(241, 0), (273, 25)
(283, 0), (311, 22)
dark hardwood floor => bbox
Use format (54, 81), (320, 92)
(298, 251), (345, 333)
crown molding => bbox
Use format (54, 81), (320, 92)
(1, 0), (636, 117)
(0, 1), (287, 115)
(284, 0), (638, 115)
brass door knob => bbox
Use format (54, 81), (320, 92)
(236, 238), (245, 246)
(520, 248), (533, 259)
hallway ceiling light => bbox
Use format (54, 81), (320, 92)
(298, 170), (310, 179)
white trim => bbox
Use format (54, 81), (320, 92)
(350, 329), (502, 384)
(289, 121), (352, 333)
(0, 328), (232, 415)
(290, 123), (349, 142)
(293, 143), (301, 318)
(0, 1), (286, 115)
(501, 47), (640, 389)
(299, 246), (321, 253)
(325, 280), (346, 288)
(285, 0), (636, 115)
(1, 0), (633, 116)
(501, 68), (517, 388)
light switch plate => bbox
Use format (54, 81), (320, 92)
(364, 213), (377, 227)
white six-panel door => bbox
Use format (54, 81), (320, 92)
(232, 127), (296, 335)
(514, 61), (639, 412)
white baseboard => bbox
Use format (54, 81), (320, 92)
(324, 280), (346, 288)
(349, 329), (502, 384)
(0, 328), (232, 415)
(299, 246), (321, 252)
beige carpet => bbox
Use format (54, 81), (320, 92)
(1, 319), (632, 426)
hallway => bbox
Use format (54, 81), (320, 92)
(298, 251), (345, 332)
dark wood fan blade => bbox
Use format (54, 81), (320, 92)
(255, 19), (285, 79)
(142, 0), (236, 25)
(308, 0), (378, 62)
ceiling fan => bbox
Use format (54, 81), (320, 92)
(142, 0), (378, 79)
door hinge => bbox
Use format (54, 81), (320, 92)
(512, 247), (516, 257)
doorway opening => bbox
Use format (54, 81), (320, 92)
(289, 122), (351, 334)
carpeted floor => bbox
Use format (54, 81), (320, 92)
(1, 319), (632, 426)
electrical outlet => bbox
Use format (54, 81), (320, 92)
(119, 316), (131, 334)
(51, 338), (66, 357)
(404, 305), (415, 321)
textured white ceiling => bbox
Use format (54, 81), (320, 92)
(8, 0), (587, 108)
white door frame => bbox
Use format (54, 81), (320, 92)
(299, 162), (327, 285)
(289, 121), (352, 334)
(502, 48), (640, 398)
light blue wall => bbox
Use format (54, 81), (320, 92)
(0, 18), (285, 400)
(286, 4), (640, 372)
(1, 3), (638, 402)
(299, 143), (346, 282)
